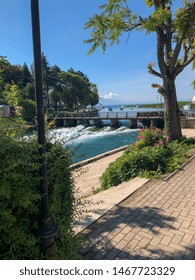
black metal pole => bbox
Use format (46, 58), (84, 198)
(30, 0), (57, 257)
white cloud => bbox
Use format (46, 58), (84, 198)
(103, 92), (119, 99)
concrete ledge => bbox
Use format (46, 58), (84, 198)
(181, 118), (195, 128)
(70, 145), (128, 169)
(72, 177), (150, 235)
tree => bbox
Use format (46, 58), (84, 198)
(84, 0), (195, 139)
(0, 59), (23, 88)
(22, 82), (35, 101)
(2, 83), (21, 107)
(21, 63), (32, 87)
(192, 59), (195, 89)
(89, 84), (99, 108)
(41, 53), (51, 106)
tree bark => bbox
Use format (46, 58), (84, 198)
(163, 78), (182, 140)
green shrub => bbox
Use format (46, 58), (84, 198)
(100, 128), (192, 189)
(20, 99), (36, 124)
(135, 127), (170, 148)
(0, 125), (80, 259)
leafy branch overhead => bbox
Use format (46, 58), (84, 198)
(85, 0), (195, 140)
(85, 0), (195, 83)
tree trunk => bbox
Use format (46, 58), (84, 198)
(163, 78), (182, 140)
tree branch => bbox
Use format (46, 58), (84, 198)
(148, 67), (162, 78)
(151, 83), (166, 96)
(183, 43), (191, 63)
(169, 33), (185, 73)
(156, 32), (167, 77)
(174, 54), (195, 77)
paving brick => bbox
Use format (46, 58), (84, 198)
(134, 234), (143, 241)
(181, 220), (191, 229)
(189, 209), (195, 217)
(191, 219), (195, 227)
(160, 236), (172, 246)
(138, 231), (154, 240)
(112, 233), (125, 243)
(179, 227), (195, 235)
(137, 237), (150, 248)
(169, 243), (186, 252)
(120, 225), (132, 235)
(123, 231), (136, 242)
(126, 239), (140, 249)
(79, 155), (195, 260)
(159, 229), (175, 238)
(182, 248), (195, 260)
(115, 239), (129, 250)
(171, 234), (183, 244)
(172, 251), (185, 260)
(182, 233), (193, 243)
(150, 236), (162, 247)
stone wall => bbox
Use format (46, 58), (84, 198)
(181, 118), (195, 128)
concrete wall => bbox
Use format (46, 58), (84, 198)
(181, 118), (195, 128)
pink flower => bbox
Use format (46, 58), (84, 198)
(152, 137), (155, 141)
(136, 135), (144, 140)
(159, 140), (163, 145)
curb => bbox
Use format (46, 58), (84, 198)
(70, 145), (128, 169)
(73, 177), (150, 235)
(163, 154), (195, 181)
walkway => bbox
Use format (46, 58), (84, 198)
(79, 156), (195, 259)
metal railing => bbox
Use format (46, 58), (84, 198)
(47, 110), (195, 120)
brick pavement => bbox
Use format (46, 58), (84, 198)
(79, 156), (195, 260)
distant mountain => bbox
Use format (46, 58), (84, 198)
(99, 97), (122, 106)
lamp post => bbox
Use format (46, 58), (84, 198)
(30, 0), (57, 257)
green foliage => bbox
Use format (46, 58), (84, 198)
(21, 82), (35, 101)
(0, 120), (80, 259)
(20, 99), (36, 124)
(135, 127), (170, 148)
(2, 83), (21, 107)
(143, 7), (172, 34)
(0, 117), (27, 138)
(54, 70), (99, 111)
(100, 128), (194, 189)
(84, 0), (140, 54)
(0, 54), (99, 119)
(84, 1), (195, 139)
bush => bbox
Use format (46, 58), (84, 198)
(20, 99), (36, 124)
(0, 124), (80, 259)
(100, 128), (192, 189)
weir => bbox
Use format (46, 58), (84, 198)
(47, 110), (186, 129)
(110, 119), (119, 127)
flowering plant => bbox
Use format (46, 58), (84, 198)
(135, 127), (170, 148)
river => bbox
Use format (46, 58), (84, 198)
(47, 106), (162, 162)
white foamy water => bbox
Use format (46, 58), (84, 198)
(46, 125), (138, 145)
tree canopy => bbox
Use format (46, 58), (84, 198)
(0, 54), (99, 121)
(84, 0), (195, 139)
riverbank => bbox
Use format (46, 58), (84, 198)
(73, 128), (195, 197)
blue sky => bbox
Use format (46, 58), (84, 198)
(0, 0), (194, 104)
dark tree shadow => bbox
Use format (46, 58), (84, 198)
(79, 204), (195, 260)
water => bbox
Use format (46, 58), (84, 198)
(47, 106), (162, 162)
(67, 127), (137, 162)
(47, 125), (138, 162)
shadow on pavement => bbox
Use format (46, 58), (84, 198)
(79, 205), (195, 260)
